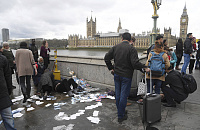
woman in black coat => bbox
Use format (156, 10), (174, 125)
(175, 38), (183, 70)
(0, 47), (16, 130)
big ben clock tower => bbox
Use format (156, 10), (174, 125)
(180, 4), (188, 42)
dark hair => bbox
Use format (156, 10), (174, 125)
(122, 33), (131, 42)
(20, 42), (27, 49)
(42, 41), (47, 46)
(178, 38), (183, 43)
(131, 36), (136, 42)
(163, 39), (167, 44)
(156, 35), (163, 40)
(187, 33), (192, 37)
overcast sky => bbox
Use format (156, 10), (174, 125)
(0, 0), (199, 41)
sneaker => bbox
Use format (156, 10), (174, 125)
(68, 90), (74, 97)
(118, 114), (128, 123)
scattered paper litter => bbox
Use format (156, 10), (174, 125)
(27, 99), (35, 102)
(107, 95), (115, 100)
(85, 102), (102, 110)
(87, 116), (100, 124)
(13, 113), (23, 118)
(53, 124), (74, 130)
(12, 108), (25, 114)
(93, 111), (99, 117)
(46, 98), (51, 101)
(54, 112), (69, 121)
(27, 107), (35, 111)
(12, 95), (24, 102)
(35, 101), (44, 105)
(70, 114), (77, 120)
(45, 103), (51, 107)
(30, 95), (40, 100)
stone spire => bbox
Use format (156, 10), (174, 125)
(182, 3), (187, 16)
(117, 18), (122, 33)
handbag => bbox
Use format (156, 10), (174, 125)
(137, 74), (147, 96)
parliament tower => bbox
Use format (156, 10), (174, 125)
(87, 16), (96, 38)
(180, 4), (188, 42)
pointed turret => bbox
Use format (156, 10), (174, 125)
(182, 3), (187, 16)
(117, 18), (122, 33)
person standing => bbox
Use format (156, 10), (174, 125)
(29, 39), (38, 62)
(146, 41), (170, 94)
(0, 45), (16, 130)
(195, 41), (200, 69)
(2, 42), (16, 89)
(40, 41), (50, 69)
(15, 42), (37, 103)
(175, 38), (183, 70)
(181, 33), (193, 74)
(188, 37), (197, 74)
(104, 33), (150, 123)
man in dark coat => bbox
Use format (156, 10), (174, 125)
(29, 39), (38, 62)
(104, 33), (150, 123)
(175, 38), (183, 70)
(2, 42), (16, 89)
(161, 67), (188, 107)
(181, 33), (193, 74)
(0, 45), (16, 130)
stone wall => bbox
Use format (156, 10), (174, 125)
(49, 55), (147, 90)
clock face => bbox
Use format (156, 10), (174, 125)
(182, 19), (186, 22)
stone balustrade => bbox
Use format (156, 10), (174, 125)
(49, 55), (147, 90)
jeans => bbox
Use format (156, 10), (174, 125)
(0, 107), (16, 130)
(147, 79), (162, 94)
(181, 53), (190, 74)
(195, 58), (200, 68)
(114, 74), (132, 119)
(19, 75), (31, 98)
(161, 86), (187, 105)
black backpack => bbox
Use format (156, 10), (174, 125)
(181, 74), (197, 94)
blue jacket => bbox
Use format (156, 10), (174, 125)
(170, 51), (177, 68)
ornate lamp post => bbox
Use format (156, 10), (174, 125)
(150, 0), (162, 46)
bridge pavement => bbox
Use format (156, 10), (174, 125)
(0, 68), (200, 130)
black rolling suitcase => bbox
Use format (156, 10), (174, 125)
(143, 71), (161, 124)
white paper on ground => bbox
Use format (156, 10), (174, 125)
(93, 111), (99, 117)
(35, 101), (44, 105)
(13, 113), (23, 118)
(58, 112), (65, 117)
(45, 103), (51, 107)
(107, 95), (115, 100)
(53, 124), (74, 130)
(87, 116), (100, 124)
(70, 114), (77, 120)
(53, 125), (67, 130)
(46, 98), (51, 100)
(30, 95), (40, 100)
(27, 107), (35, 111)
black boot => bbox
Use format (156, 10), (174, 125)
(23, 95), (28, 103)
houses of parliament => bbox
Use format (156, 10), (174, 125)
(68, 5), (188, 49)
